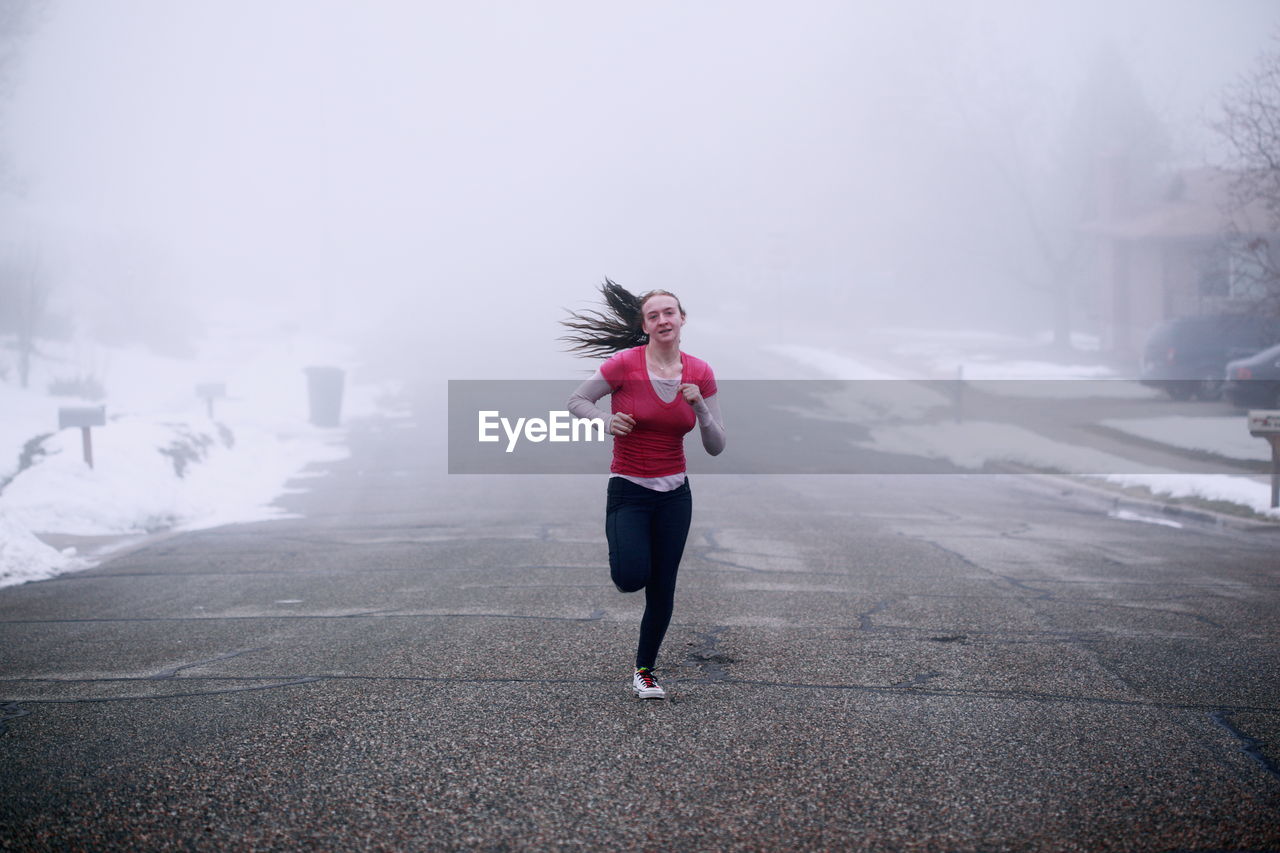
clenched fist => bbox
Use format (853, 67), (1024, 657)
(610, 412), (637, 437)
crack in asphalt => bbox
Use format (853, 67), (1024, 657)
(857, 598), (897, 632)
(712, 679), (1280, 715)
(2, 676), (1275, 718)
(0, 678), (322, 710)
(1209, 710), (1280, 782)
(690, 529), (767, 574)
(0, 702), (29, 735)
(687, 530), (843, 577)
(912, 547), (1231, 633)
(680, 626), (732, 683)
(892, 671), (945, 689)
(0, 610), (608, 626)
(58, 563), (613, 581)
(148, 648), (268, 680)
(1077, 602), (1226, 630)
(995, 574), (1056, 601)
(912, 537), (989, 573)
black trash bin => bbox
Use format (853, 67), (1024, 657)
(304, 366), (345, 427)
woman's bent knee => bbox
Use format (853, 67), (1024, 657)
(610, 560), (648, 592)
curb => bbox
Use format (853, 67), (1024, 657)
(1001, 464), (1280, 534)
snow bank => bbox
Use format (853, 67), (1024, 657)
(1, 416), (348, 537)
(0, 516), (87, 587)
(0, 323), (399, 588)
(1101, 473), (1280, 518)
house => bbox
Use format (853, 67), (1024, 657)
(1080, 167), (1276, 358)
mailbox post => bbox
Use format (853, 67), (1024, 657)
(58, 406), (107, 469)
(195, 382), (226, 419)
(1248, 410), (1280, 509)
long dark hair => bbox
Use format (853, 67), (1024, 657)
(560, 278), (684, 359)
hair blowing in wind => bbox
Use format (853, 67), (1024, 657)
(560, 279), (682, 359)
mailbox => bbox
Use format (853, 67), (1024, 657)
(1247, 410), (1280, 509)
(196, 383), (227, 418)
(1248, 410), (1280, 437)
(58, 406), (106, 430)
(58, 406), (106, 469)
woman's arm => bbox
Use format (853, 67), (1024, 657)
(692, 393), (726, 456)
(567, 370), (628, 435)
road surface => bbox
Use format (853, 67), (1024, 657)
(1, 383), (1278, 850)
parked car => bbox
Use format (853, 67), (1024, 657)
(1224, 342), (1280, 409)
(1139, 314), (1280, 401)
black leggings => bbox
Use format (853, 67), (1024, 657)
(605, 477), (693, 670)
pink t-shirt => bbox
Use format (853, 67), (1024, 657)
(599, 345), (718, 478)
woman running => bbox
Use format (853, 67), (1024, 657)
(563, 280), (726, 699)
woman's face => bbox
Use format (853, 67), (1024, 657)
(641, 294), (685, 346)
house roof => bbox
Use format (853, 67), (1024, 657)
(1080, 167), (1272, 241)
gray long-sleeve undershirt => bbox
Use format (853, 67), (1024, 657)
(566, 369), (726, 457)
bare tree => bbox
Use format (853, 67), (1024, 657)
(952, 44), (1168, 350)
(0, 249), (45, 388)
(1215, 37), (1280, 316)
(0, 0), (50, 387)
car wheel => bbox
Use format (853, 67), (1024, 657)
(1166, 383), (1194, 401)
(1194, 377), (1224, 401)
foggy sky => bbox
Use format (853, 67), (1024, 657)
(4, 1), (1279, 377)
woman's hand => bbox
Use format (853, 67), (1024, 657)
(610, 412), (637, 437)
(679, 383), (703, 407)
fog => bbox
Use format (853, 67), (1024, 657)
(3, 0), (1278, 380)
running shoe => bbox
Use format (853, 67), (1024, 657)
(632, 667), (666, 699)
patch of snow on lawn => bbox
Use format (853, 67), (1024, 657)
(1101, 473), (1280, 518)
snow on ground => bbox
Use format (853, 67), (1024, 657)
(1098, 473), (1278, 516)
(781, 328), (1280, 520)
(786, 328), (1159, 398)
(4, 324), (1275, 588)
(858, 419), (1279, 518)
(767, 344), (902, 380)
(1106, 509), (1184, 529)
(0, 324), (399, 588)
(872, 327), (1160, 398)
(0, 415), (347, 536)
(767, 344), (950, 420)
(0, 515), (88, 587)
(877, 327), (1106, 365)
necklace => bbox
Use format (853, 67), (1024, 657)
(648, 353), (681, 373)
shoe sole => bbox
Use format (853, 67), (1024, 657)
(633, 688), (666, 700)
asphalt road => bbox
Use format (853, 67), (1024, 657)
(2, 385), (1279, 850)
